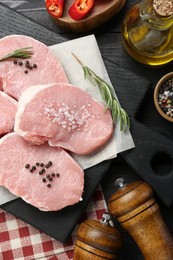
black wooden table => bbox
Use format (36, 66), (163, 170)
(1, 1), (173, 259)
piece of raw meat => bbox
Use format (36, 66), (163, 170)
(14, 83), (113, 155)
(0, 90), (17, 136)
(0, 35), (68, 100)
(0, 133), (84, 211)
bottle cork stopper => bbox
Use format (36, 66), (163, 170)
(153, 0), (173, 17)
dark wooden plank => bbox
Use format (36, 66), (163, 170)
(0, 3), (67, 45)
(2, 0), (136, 33)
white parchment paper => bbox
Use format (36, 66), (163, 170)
(0, 35), (134, 205)
(49, 35), (135, 169)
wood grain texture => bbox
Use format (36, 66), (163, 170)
(2, 0), (126, 33)
(0, 0), (28, 9)
(108, 181), (173, 260)
(55, 0), (126, 32)
(73, 219), (122, 259)
(0, 3), (66, 46)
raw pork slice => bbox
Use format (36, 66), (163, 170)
(0, 90), (17, 136)
(14, 83), (113, 155)
(0, 35), (68, 100)
(0, 133), (84, 211)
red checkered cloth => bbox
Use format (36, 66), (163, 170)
(0, 184), (107, 260)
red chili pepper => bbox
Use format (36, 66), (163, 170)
(45, 0), (64, 18)
(68, 0), (94, 21)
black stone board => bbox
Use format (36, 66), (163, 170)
(0, 3), (150, 242)
(109, 65), (173, 208)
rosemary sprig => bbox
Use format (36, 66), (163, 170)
(72, 53), (130, 132)
(0, 47), (33, 62)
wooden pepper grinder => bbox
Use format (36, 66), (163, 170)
(108, 177), (173, 260)
(73, 213), (122, 259)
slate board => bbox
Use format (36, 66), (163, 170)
(0, 3), (150, 243)
(109, 65), (173, 208)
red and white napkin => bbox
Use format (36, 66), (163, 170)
(0, 185), (107, 260)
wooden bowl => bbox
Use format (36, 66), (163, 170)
(154, 72), (173, 123)
(53, 0), (126, 32)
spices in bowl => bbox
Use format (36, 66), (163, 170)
(154, 72), (173, 122)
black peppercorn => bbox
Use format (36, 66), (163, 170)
(18, 61), (23, 66)
(39, 171), (43, 175)
(25, 164), (30, 169)
(25, 64), (30, 68)
(56, 173), (60, 177)
(47, 184), (51, 188)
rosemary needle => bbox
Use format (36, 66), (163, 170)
(0, 47), (33, 62)
(72, 52), (130, 132)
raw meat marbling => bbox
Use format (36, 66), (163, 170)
(0, 90), (17, 136)
(0, 35), (68, 100)
(0, 133), (84, 211)
(14, 83), (113, 155)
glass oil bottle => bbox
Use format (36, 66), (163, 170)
(122, 0), (173, 66)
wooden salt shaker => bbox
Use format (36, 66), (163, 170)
(108, 178), (173, 260)
(73, 213), (122, 259)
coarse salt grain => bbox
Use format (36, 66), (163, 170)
(44, 102), (92, 132)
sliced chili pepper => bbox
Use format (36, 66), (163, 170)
(69, 0), (94, 21)
(45, 0), (64, 18)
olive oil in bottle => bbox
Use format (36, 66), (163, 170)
(122, 0), (173, 66)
